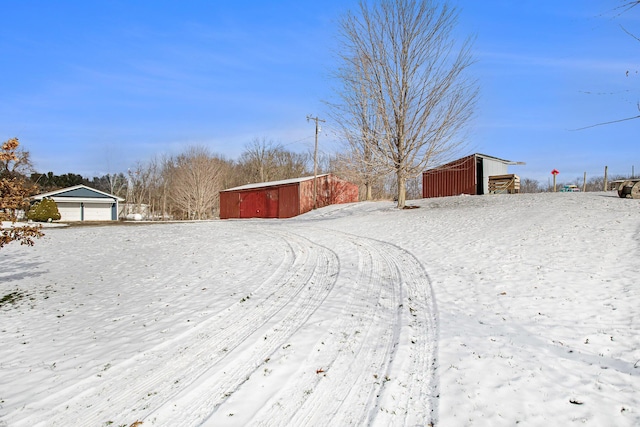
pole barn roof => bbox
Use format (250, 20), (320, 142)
(220, 174), (331, 193)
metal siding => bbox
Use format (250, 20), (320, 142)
(299, 180), (315, 214)
(315, 175), (330, 208)
(481, 158), (509, 194)
(422, 155), (477, 198)
(328, 175), (360, 204)
(278, 184), (299, 218)
(219, 192), (240, 219)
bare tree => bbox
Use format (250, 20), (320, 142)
(106, 173), (127, 199)
(585, 175), (606, 192)
(86, 173), (127, 199)
(617, 1), (639, 34)
(520, 178), (542, 193)
(126, 161), (155, 217)
(168, 146), (227, 220)
(272, 149), (310, 179)
(0, 140), (34, 179)
(236, 138), (310, 185)
(406, 175), (422, 199)
(333, 0), (477, 208)
(143, 157), (167, 220)
(238, 138), (282, 183)
(330, 54), (388, 201)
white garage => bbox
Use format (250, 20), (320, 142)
(31, 185), (124, 222)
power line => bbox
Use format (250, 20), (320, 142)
(307, 115), (326, 209)
(570, 114), (640, 131)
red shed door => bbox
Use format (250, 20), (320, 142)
(239, 189), (279, 218)
(240, 191), (267, 218)
(265, 189), (279, 218)
(278, 184), (299, 218)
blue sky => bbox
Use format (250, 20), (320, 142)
(1, 1), (638, 184)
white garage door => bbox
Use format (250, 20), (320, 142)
(57, 202), (82, 221)
(83, 203), (113, 221)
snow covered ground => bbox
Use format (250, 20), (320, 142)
(1, 191), (638, 426)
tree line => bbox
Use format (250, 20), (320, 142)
(1, 138), (321, 221)
(6, 135), (429, 221)
(519, 172), (636, 193)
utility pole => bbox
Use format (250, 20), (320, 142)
(307, 115), (325, 209)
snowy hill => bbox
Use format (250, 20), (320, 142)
(1, 192), (638, 426)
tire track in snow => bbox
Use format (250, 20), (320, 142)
(9, 224), (438, 427)
(148, 230), (339, 426)
(317, 233), (438, 427)
(250, 228), (438, 427)
(371, 239), (439, 426)
(10, 230), (334, 427)
(249, 231), (398, 426)
(290, 234), (402, 427)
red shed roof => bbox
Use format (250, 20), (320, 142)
(221, 174), (330, 192)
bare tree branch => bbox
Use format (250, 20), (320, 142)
(620, 24), (640, 42)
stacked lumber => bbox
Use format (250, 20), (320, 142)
(489, 174), (520, 194)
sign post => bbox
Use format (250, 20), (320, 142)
(551, 169), (560, 192)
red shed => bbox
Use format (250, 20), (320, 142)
(219, 174), (359, 219)
(422, 153), (523, 198)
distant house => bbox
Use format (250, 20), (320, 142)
(31, 185), (124, 221)
(219, 174), (359, 219)
(422, 153), (524, 198)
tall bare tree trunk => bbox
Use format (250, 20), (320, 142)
(396, 171), (406, 208)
